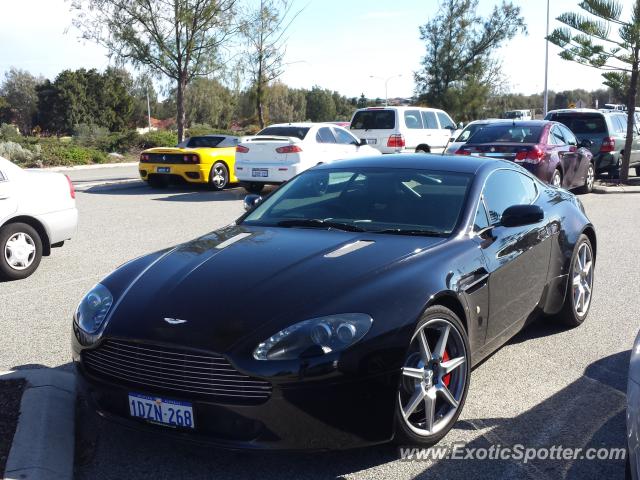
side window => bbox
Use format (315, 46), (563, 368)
(316, 127), (336, 144)
(0, 170), (5, 182)
(404, 110), (424, 129)
(559, 125), (577, 146)
(474, 199), (490, 232)
(548, 126), (566, 145)
(482, 170), (537, 225)
(436, 112), (456, 130)
(613, 115), (626, 134)
(421, 111), (438, 129)
(333, 128), (358, 146)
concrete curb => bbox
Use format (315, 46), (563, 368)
(45, 162), (137, 172)
(1, 369), (76, 480)
(593, 183), (640, 194)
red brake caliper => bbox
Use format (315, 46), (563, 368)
(442, 350), (451, 387)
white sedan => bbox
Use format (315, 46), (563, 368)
(234, 123), (380, 193)
(0, 156), (78, 280)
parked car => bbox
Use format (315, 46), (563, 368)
(0, 156), (77, 280)
(234, 123), (380, 193)
(444, 119), (503, 154)
(139, 135), (239, 190)
(503, 109), (533, 121)
(455, 120), (595, 193)
(349, 106), (459, 154)
(628, 330), (640, 479)
(73, 154), (595, 450)
(545, 108), (640, 177)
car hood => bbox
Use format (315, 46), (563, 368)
(102, 225), (445, 353)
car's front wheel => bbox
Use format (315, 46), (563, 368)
(555, 234), (594, 327)
(0, 223), (43, 281)
(395, 306), (470, 446)
(209, 162), (229, 190)
(551, 169), (562, 188)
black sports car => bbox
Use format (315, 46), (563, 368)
(73, 154), (596, 450)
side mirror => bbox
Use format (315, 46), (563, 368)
(457, 122), (464, 129)
(579, 138), (593, 148)
(358, 139), (368, 147)
(243, 194), (262, 211)
(445, 125), (456, 131)
(501, 204), (544, 228)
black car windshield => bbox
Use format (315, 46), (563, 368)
(546, 114), (607, 134)
(242, 168), (473, 236)
(258, 126), (310, 140)
(467, 125), (544, 144)
(350, 110), (396, 130)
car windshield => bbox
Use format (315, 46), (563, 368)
(467, 125), (543, 144)
(242, 168), (473, 236)
(350, 110), (396, 130)
(546, 114), (607, 134)
(257, 126), (310, 140)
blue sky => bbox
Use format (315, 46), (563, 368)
(0, 0), (617, 98)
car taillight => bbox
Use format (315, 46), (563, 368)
(65, 175), (75, 199)
(515, 145), (545, 164)
(275, 145), (303, 154)
(600, 137), (615, 153)
(183, 154), (199, 163)
(387, 134), (405, 148)
(455, 148), (471, 155)
(236, 145), (250, 153)
(140, 153), (149, 162)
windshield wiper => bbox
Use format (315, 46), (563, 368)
(277, 219), (366, 232)
(373, 228), (449, 237)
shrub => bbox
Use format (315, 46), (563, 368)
(73, 123), (110, 147)
(138, 130), (178, 149)
(0, 141), (35, 165)
(40, 143), (107, 166)
(96, 130), (140, 153)
(0, 124), (21, 142)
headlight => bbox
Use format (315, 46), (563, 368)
(253, 314), (373, 361)
(76, 284), (114, 334)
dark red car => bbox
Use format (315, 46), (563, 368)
(455, 120), (595, 193)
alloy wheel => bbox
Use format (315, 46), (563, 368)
(552, 170), (562, 188)
(398, 318), (467, 436)
(4, 232), (36, 271)
(211, 164), (228, 189)
(586, 164), (595, 191)
(572, 241), (593, 317)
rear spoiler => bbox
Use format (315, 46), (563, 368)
(239, 135), (302, 144)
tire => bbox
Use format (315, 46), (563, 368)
(551, 168), (562, 188)
(208, 162), (229, 191)
(416, 147), (430, 154)
(635, 166), (640, 178)
(576, 162), (595, 194)
(394, 305), (470, 446)
(147, 175), (168, 189)
(0, 223), (43, 281)
(243, 182), (265, 194)
(555, 234), (594, 327)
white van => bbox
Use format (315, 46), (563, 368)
(349, 106), (458, 154)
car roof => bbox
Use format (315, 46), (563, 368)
(265, 123), (320, 128)
(469, 120), (551, 127)
(546, 108), (602, 115)
(354, 106), (444, 112)
(314, 153), (510, 175)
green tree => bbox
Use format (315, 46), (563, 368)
(305, 86), (336, 122)
(415, 0), (526, 119)
(131, 73), (159, 128)
(240, 0), (303, 128)
(548, 0), (640, 182)
(71, 0), (238, 142)
(0, 68), (43, 134)
(266, 82), (306, 123)
(183, 77), (234, 129)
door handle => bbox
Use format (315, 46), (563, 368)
(461, 268), (489, 293)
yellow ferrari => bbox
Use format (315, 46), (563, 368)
(139, 135), (239, 190)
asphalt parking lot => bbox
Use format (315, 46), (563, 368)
(0, 169), (638, 479)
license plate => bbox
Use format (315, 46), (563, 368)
(156, 167), (171, 173)
(128, 393), (195, 429)
(252, 168), (269, 178)
(365, 138), (377, 145)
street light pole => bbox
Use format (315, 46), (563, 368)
(543, 0), (550, 117)
(370, 74), (402, 106)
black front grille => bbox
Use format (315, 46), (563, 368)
(82, 340), (272, 404)
(144, 153), (189, 164)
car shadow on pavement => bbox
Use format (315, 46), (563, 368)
(82, 184), (276, 203)
(71, 347), (630, 479)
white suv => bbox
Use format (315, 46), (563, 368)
(349, 106), (458, 154)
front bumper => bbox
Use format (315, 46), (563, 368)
(73, 348), (397, 450)
(235, 162), (302, 184)
(139, 163), (211, 184)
